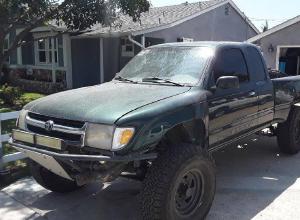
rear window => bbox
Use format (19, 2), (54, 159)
(245, 47), (267, 81)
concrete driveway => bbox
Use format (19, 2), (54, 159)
(1, 135), (300, 220)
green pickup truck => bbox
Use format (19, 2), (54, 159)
(10, 42), (300, 220)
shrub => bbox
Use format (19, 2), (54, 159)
(0, 84), (22, 105)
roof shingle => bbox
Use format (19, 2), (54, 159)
(82, 0), (228, 36)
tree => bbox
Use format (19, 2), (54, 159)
(261, 20), (269, 32)
(0, 0), (150, 71)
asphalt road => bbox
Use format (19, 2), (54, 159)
(1, 135), (300, 220)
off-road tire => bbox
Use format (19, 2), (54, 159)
(140, 143), (216, 220)
(277, 109), (300, 154)
(29, 159), (83, 193)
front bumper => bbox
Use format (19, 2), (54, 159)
(9, 138), (157, 162)
(9, 130), (157, 182)
(9, 129), (157, 162)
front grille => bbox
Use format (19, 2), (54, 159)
(27, 125), (82, 142)
(28, 112), (85, 129)
(26, 112), (85, 143)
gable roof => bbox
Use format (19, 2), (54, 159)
(78, 0), (259, 37)
(248, 15), (300, 43)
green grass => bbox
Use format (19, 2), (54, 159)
(0, 107), (13, 113)
(19, 92), (45, 105)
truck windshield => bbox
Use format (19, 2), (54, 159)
(117, 46), (214, 86)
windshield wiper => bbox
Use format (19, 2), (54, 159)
(114, 76), (137, 83)
(142, 77), (184, 87)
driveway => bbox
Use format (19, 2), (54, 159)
(1, 135), (300, 220)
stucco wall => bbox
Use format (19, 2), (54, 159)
(71, 38), (100, 88)
(146, 3), (257, 42)
(256, 22), (300, 69)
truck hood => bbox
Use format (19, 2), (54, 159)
(24, 82), (191, 124)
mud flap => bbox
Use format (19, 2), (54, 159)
(14, 147), (73, 181)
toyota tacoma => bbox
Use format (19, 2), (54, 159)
(9, 42), (300, 220)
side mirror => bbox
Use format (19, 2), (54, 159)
(216, 76), (239, 90)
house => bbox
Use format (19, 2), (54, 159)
(6, 0), (259, 92)
(248, 16), (300, 75)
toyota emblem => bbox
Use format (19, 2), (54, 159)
(44, 120), (54, 131)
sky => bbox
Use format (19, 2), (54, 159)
(150, 0), (300, 31)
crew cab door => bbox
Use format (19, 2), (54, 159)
(208, 48), (259, 147)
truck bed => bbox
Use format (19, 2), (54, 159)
(272, 75), (300, 121)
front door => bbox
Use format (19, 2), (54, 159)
(208, 48), (259, 147)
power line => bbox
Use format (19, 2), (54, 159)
(249, 17), (290, 22)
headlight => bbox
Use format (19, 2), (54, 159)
(85, 123), (114, 150)
(84, 124), (135, 151)
(112, 127), (135, 151)
(16, 110), (28, 130)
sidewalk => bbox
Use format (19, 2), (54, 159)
(1, 135), (300, 220)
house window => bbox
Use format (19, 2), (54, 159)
(35, 37), (60, 65)
(121, 38), (134, 57)
(177, 37), (194, 42)
(3, 35), (10, 63)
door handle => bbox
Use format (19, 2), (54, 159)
(249, 91), (256, 97)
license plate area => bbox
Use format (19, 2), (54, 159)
(12, 130), (63, 150)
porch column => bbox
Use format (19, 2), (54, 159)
(63, 34), (73, 89)
(275, 46), (280, 71)
(141, 34), (146, 48)
(51, 37), (56, 83)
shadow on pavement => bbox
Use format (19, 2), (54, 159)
(2, 135), (300, 220)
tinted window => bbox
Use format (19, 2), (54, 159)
(245, 47), (266, 81)
(214, 49), (249, 83)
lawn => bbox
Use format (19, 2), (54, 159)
(0, 85), (45, 186)
(19, 92), (45, 105)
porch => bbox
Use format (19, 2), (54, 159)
(5, 29), (72, 94)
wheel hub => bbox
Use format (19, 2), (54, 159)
(175, 170), (204, 216)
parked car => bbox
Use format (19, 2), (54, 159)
(9, 42), (300, 220)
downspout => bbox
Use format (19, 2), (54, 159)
(128, 35), (145, 49)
